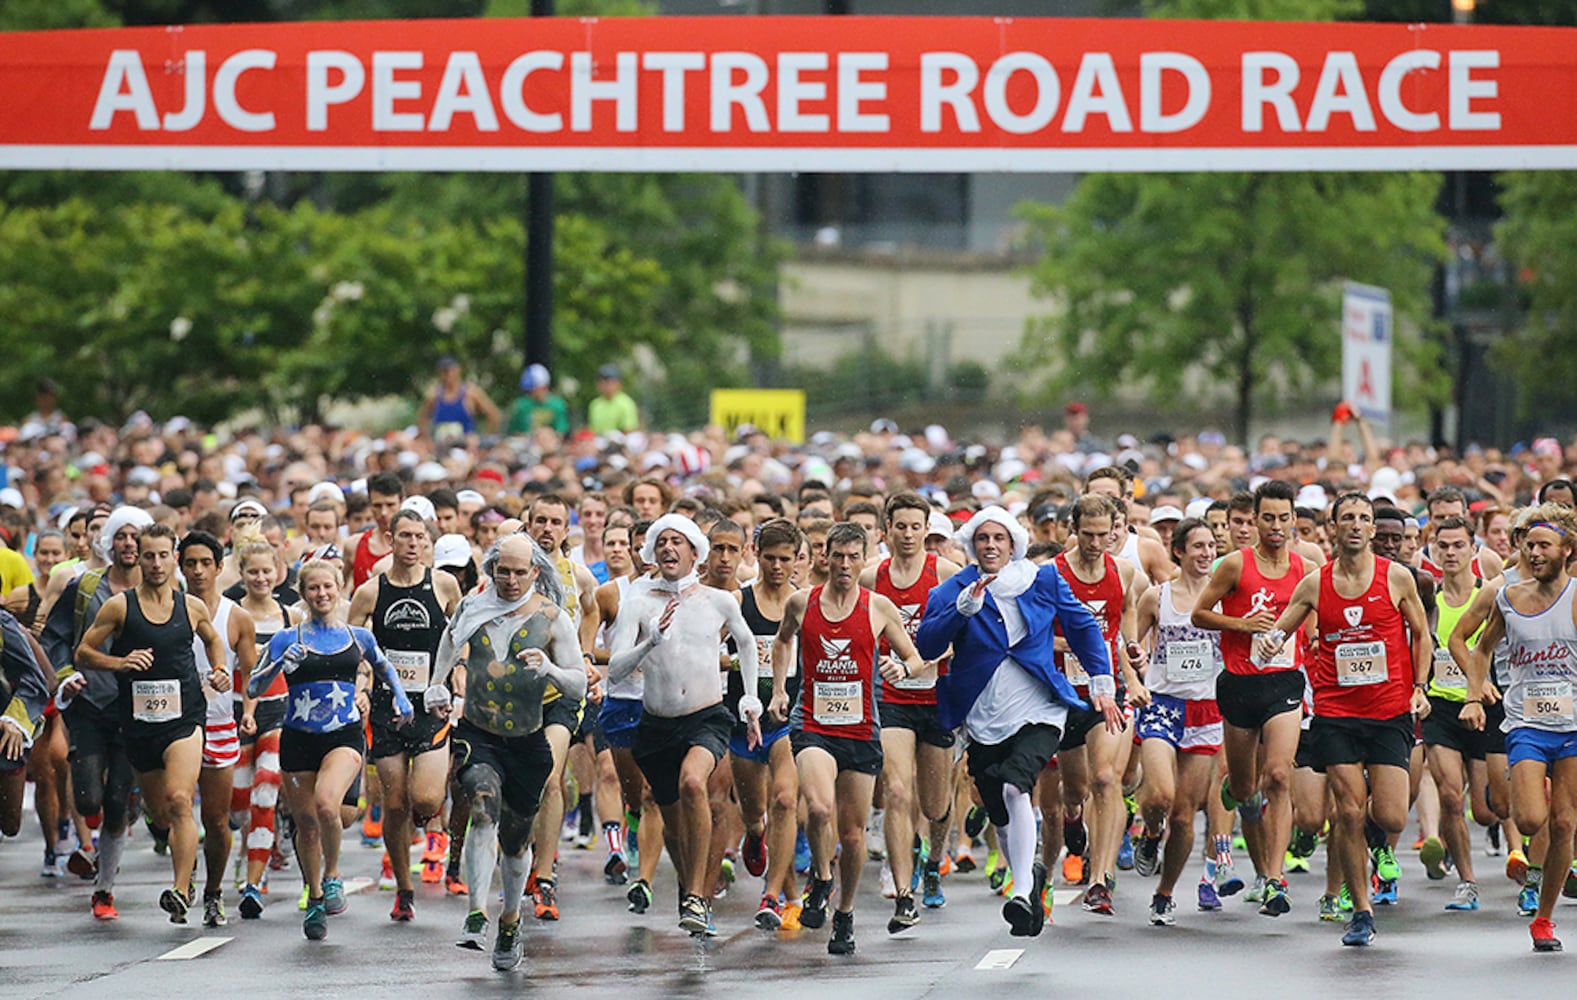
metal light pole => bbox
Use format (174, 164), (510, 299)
(524, 0), (555, 371)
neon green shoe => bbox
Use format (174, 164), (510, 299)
(1372, 845), (1401, 882)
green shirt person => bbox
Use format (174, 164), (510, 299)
(506, 363), (571, 436)
(587, 364), (639, 435)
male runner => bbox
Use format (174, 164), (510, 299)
(349, 508), (462, 921)
(1419, 515), (1490, 911)
(350, 472), (402, 590)
(859, 491), (960, 928)
(1255, 493), (1430, 947)
(42, 505), (146, 919)
(77, 524), (230, 923)
(1192, 480), (1305, 917)
(607, 513), (762, 936)
(1459, 504), (1577, 952)
(179, 530), (258, 927)
(771, 522), (923, 955)
(918, 507), (1121, 937)
(425, 534), (586, 970)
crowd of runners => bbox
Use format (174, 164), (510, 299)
(3, 383), (1577, 965)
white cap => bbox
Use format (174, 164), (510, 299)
(900, 448), (935, 474)
(1368, 466), (1403, 501)
(0, 487), (22, 509)
(994, 459), (1027, 483)
(1296, 485), (1330, 509)
(401, 495), (437, 521)
(926, 511), (953, 539)
(1149, 505), (1185, 525)
(413, 461), (448, 484)
(307, 481), (345, 505)
(455, 489), (485, 507)
(971, 480), (1003, 501)
(1184, 498), (1212, 519)
(228, 498), (268, 522)
(434, 533), (472, 568)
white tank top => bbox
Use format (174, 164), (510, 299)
(1119, 531), (1141, 567)
(1147, 581), (1222, 701)
(195, 597), (238, 724)
(1498, 577), (1577, 734)
(602, 576), (641, 701)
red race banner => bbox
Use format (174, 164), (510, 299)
(2, 15), (1575, 172)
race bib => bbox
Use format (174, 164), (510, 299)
(1524, 680), (1574, 723)
(1261, 645), (1295, 670)
(812, 681), (862, 727)
(1335, 641), (1388, 688)
(387, 649), (431, 693)
(757, 637), (796, 678)
(1165, 639), (1214, 683)
(1432, 647), (1467, 690)
(1063, 651), (1091, 687)
(132, 679), (181, 723)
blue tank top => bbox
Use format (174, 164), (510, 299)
(432, 385), (475, 436)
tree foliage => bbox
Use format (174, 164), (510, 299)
(1494, 173), (1577, 413)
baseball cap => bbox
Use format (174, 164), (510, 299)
(520, 363), (550, 391)
(597, 364), (622, 380)
(1149, 505), (1184, 525)
(229, 498), (268, 522)
(434, 534), (472, 568)
(401, 495), (437, 521)
(307, 481), (345, 505)
(1064, 401), (1088, 416)
(926, 511), (953, 539)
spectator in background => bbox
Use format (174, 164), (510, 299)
(507, 364), (570, 436)
(587, 365), (639, 435)
(1064, 401), (1108, 455)
(419, 356), (501, 441)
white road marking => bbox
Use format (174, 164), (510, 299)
(1054, 889), (1082, 906)
(157, 937), (232, 961)
(975, 948), (1024, 970)
(343, 877), (375, 895)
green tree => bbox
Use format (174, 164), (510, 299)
(1494, 173), (1577, 413)
(1021, 0), (1448, 444)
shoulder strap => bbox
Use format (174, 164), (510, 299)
(73, 568), (105, 644)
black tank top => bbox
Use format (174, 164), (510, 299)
(286, 624), (363, 687)
(112, 588), (202, 730)
(371, 569), (447, 711)
(731, 585), (797, 721)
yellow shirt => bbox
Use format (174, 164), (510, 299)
(0, 548), (33, 594)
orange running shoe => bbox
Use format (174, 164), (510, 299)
(533, 879), (560, 920)
(1062, 853), (1086, 885)
(91, 890), (118, 920)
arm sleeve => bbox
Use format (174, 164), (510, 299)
(247, 631), (291, 698)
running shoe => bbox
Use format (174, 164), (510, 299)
(1485, 824), (1501, 856)
(879, 865), (897, 899)
(1564, 862), (1577, 899)
(1318, 894), (1344, 922)
(1420, 837), (1449, 881)
(954, 848), (977, 873)
(1519, 882), (1540, 916)
(1372, 845), (1402, 882)
(361, 807), (383, 849)
(533, 878), (559, 920)
(1445, 881), (1479, 911)
(866, 808), (886, 860)
(887, 893), (920, 935)
(910, 838), (928, 893)
(626, 878), (653, 914)
(297, 884), (310, 911)
(989, 865), (1009, 894)
(1003, 893), (1037, 936)
(828, 909), (856, 955)
(159, 886), (191, 925)
(743, 831), (767, 878)
(604, 852), (628, 885)
(421, 832), (447, 884)
(780, 900), (802, 931)
(800, 876), (834, 929)
(459, 909), (489, 950)
(1081, 882), (1114, 916)
(1338, 884), (1354, 914)
(68, 848), (98, 880)
(391, 888), (414, 922)
(148, 819), (169, 856)
(322, 876), (347, 915)
(202, 890), (226, 928)
(41, 849), (62, 878)
(1531, 916), (1562, 952)
(303, 899), (328, 940)
(1372, 878), (1398, 905)
(756, 893), (784, 931)
(1284, 852), (1311, 875)
(964, 805), (988, 840)
(1198, 880), (1222, 912)
(793, 830), (812, 875)
(91, 890), (118, 920)
(1134, 834), (1162, 877)
(938, 852), (953, 877)
(1042, 879), (1058, 923)
(678, 893), (715, 937)
(1290, 826), (1319, 861)
(921, 864), (946, 909)
(1061, 852), (1086, 886)
(1149, 892), (1176, 926)
(445, 871), (469, 896)
(1215, 859), (1245, 897)
(1244, 876), (1268, 903)
(1259, 879), (1290, 917)
(1116, 830), (1135, 871)
(379, 853), (397, 891)
(1341, 909), (1376, 947)
(492, 918), (524, 971)
(239, 883), (264, 920)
